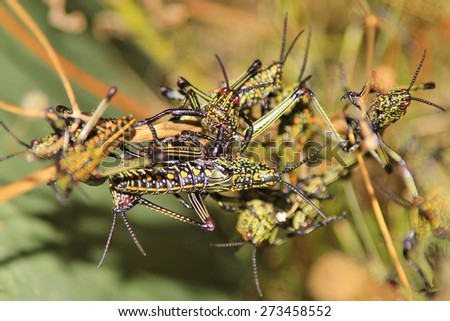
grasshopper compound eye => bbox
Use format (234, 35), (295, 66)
(233, 94), (240, 106)
(399, 89), (412, 108)
(219, 87), (229, 95)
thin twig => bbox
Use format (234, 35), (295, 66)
(0, 165), (56, 203)
(355, 150), (412, 294)
(5, 0), (80, 117)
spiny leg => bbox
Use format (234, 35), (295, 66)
(136, 195), (215, 231)
(402, 231), (434, 294)
(187, 192), (215, 231)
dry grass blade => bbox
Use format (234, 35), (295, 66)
(0, 4), (148, 118)
(0, 101), (47, 118)
(356, 150), (412, 294)
(0, 165), (56, 203)
(4, 0), (80, 118)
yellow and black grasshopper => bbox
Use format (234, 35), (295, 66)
(101, 139), (330, 266)
(1, 87), (204, 203)
(154, 58), (263, 156)
(155, 15), (311, 157)
(305, 51), (446, 203)
(340, 51), (445, 162)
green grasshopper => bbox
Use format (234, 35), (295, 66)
(320, 50), (445, 153)
(305, 51), (446, 209)
(211, 163), (349, 297)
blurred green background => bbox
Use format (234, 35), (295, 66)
(0, 0), (449, 300)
